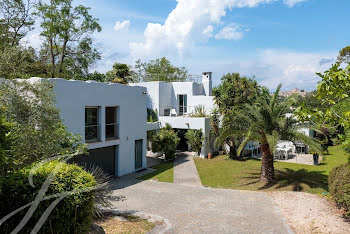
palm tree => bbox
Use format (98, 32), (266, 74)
(217, 84), (322, 183)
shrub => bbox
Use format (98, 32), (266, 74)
(152, 125), (179, 160)
(328, 163), (350, 217)
(0, 160), (96, 233)
(185, 129), (204, 156)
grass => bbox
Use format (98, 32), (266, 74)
(194, 145), (348, 194)
(138, 161), (174, 183)
(95, 215), (156, 234)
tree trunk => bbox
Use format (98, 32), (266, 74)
(48, 38), (56, 78)
(260, 142), (274, 183)
(58, 38), (68, 77)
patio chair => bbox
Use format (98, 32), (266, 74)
(170, 109), (177, 117)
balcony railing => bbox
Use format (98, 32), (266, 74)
(159, 106), (214, 117)
(106, 123), (119, 140)
(85, 125), (100, 142)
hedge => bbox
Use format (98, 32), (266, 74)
(0, 161), (97, 233)
(328, 163), (350, 217)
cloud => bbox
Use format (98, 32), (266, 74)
(130, 0), (275, 59)
(20, 32), (44, 50)
(129, 0), (308, 60)
(215, 23), (245, 40)
(202, 25), (214, 38)
(239, 49), (336, 91)
(114, 20), (130, 31)
(283, 0), (308, 7)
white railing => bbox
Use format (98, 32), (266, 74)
(159, 106), (214, 117)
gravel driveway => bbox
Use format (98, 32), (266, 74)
(110, 175), (293, 234)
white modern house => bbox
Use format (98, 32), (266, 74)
(27, 78), (148, 177)
(131, 72), (216, 158)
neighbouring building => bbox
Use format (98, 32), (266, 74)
(279, 88), (308, 97)
(27, 77), (148, 177)
(131, 72), (215, 158)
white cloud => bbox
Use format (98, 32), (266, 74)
(215, 24), (245, 40)
(20, 32), (44, 50)
(114, 20), (130, 31)
(202, 25), (214, 38)
(283, 0), (308, 7)
(130, 0), (275, 59)
(235, 49), (336, 91)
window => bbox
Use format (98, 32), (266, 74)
(85, 107), (100, 142)
(178, 95), (187, 116)
(105, 107), (119, 139)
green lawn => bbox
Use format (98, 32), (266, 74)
(138, 161), (174, 183)
(194, 145), (348, 194)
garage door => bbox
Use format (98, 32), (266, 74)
(88, 146), (116, 175)
(70, 146), (117, 175)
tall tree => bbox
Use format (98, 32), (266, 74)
(213, 73), (262, 158)
(35, 0), (101, 78)
(213, 73), (262, 115)
(0, 0), (34, 47)
(218, 85), (322, 182)
(338, 46), (350, 64)
(134, 57), (188, 82)
(106, 62), (134, 84)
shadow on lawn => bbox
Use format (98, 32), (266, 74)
(242, 168), (328, 192)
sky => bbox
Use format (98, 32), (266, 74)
(27, 0), (350, 91)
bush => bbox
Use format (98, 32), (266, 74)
(185, 129), (204, 156)
(0, 161), (96, 233)
(152, 125), (179, 161)
(328, 163), (350, 217)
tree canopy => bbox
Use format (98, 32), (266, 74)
(213, 73), (262, 115)
(134, 57), (188, 82)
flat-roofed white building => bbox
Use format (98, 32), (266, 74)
(131, 72), (216, 158)
(27, 77), (148, 176)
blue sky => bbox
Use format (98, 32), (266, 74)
(79, 0), (350, 90)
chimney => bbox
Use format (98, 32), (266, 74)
(202, 72), (212, 96)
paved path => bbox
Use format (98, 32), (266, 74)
(110, 175), (293, 234)
(174, 152), (202, 187)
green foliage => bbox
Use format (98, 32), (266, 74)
(0, 80), (85, 173)
(0, 46), (47, 79)
(0, 160), (96, 233)
(152, 124), (179, 160)
(147, 108), (158, 122)
(185, 129), (204, 156)
(328, 164), (350, 217)
(218, 84), (322, 182)
(213, 73), (262, 115)
(338, 46), (350, 64)
(85, 71), (107, 82)
(106, 63), (134, 84)
(190, 105), (208, 117)
(35, 0), (101, 78)
(0, 0), (34, 47)
(134, 57), (188, 82)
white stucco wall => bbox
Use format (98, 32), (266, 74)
(28, 78), (147, 177)
(159, 116), (211, 158)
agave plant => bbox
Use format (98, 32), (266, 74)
(191, 105), (208, 117)
(217, 84), (323, 183)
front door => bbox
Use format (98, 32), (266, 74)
(135, 139), (143, 169)
(178, 95), (187, 116)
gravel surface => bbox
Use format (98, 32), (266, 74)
(110, 178), (293, 234)
(271, 192), (350, 234)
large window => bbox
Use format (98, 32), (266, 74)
(105, 107), (119, 139)
(85, 107), (100, 142)
(178, 94), (187, 116)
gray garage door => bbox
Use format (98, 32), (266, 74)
(88, 146), (116, 175)
(70, 146), (117, 175)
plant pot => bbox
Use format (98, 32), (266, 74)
(208, 153), (212, 159)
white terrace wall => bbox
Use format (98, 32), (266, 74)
(28, 78), (148, 176)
